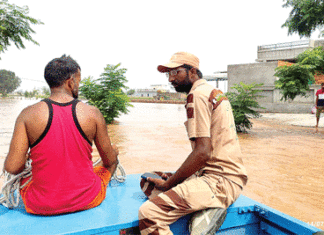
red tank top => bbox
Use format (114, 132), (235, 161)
(24, 99), (101, 215)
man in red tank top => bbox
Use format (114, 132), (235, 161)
(315, 83), (324, 132)
(4, 55), (119, 215)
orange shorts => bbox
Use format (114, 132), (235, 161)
(79, 166), (112, 210)
(20, 166), (111, 213)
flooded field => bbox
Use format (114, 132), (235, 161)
(0, 98), (323, 230)
(239, 119), (324, 230)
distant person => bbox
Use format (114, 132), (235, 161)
(315, 83), (324, 131)
(4, 55), (119, 215)
(138, 52), (248, 235)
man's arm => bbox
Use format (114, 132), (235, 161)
(93, 107), (119, 175)
(316, 95), (319, 108)
(4, 111), (29, 175)
(147, 137), (211, 191)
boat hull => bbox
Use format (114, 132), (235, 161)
(0, 174), (322, 234)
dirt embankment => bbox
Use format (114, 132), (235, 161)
(130, 99), (185, 104)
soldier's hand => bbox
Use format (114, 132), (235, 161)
(147, 177), (171, 192)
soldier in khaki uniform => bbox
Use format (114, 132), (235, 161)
(138, 52), (248, 235)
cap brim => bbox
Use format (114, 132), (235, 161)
(157, 62), (183, 73)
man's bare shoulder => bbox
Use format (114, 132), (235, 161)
(76, 101), (103, 118)
(19, 100), (48, 119)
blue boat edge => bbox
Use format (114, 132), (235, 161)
(0, 173), (322, 235)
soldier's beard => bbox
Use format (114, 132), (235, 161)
(172, 75), (192, 94)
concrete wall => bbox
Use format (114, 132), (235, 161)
(257, 47), (309, 62)
(314, 39), (324, 48)
(257, 39), (324, 62)
(227, 62), (320, 113)
(228, 62), (278, 86)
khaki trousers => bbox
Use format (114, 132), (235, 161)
(138, 172), (242, 235)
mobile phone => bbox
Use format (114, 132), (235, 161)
(141, 172), (163, 180)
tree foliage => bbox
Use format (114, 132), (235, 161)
(0, 0), (43, 58)
(16, 86), (50, 98)
(41, 86), (50, 97)
(23, 88), (38, 98)
(0, 69), (21, 96)
(80, 64), (132, 124)
(126, 89), (135, 96)
(226, 82), (265, 133)
(282, 0), (324, 38)
(274, 46), (324, 101)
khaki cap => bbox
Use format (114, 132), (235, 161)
(157, 52), (199, 73)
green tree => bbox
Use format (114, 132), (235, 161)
(41, 86), (50, 97)
(80, 64), (132, 124)
(16, 90), (23, 96)
(127, 89), (135, 96)
(23, 88), (40, 98)
(24, 90), (31, 98)
(282, 0), (324, 38)
(0, 0), (43, 58)
(274, 46), (324, 101)
(0, 69), (21, 96)
(226, 82), (264, 133)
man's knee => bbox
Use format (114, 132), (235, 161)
(138, 200), (154, 220)
(138, 201), (159, 233)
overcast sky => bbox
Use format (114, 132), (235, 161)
(0, 0), (316, 91)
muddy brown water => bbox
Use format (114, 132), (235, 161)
(239, 119), (324, 230)
(1, 99), (323, 230)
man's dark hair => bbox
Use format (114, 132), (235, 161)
(182, 64), (203, 78)
(44, 55), (81, 88)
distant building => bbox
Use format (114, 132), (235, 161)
(204, 71), (228, 93)
(150, 84), (170, 92)
(227, 39), (324, 113)
(133, 84), (170, 97)
(133, 89), (157, 98)
(132, 84), (186, 100)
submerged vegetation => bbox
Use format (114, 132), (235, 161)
(226, 82), (264, 133)
(80, 63), (132, 124)
(3, 86), (50, 99)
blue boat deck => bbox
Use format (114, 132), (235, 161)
(0, 174), (322, 234)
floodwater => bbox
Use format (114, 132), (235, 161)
(0, 98), (323, 230)
(0, 98), (40, 158)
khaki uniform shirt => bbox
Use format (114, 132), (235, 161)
(184, 79), (248, 188)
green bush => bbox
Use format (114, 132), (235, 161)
(226, 82), (265, 133)
(80, 63), (132, 124)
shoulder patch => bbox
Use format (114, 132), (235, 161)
(187, 107), (194, 119)
(209, 89), (228, 110)
(187, 94), (194, 104)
